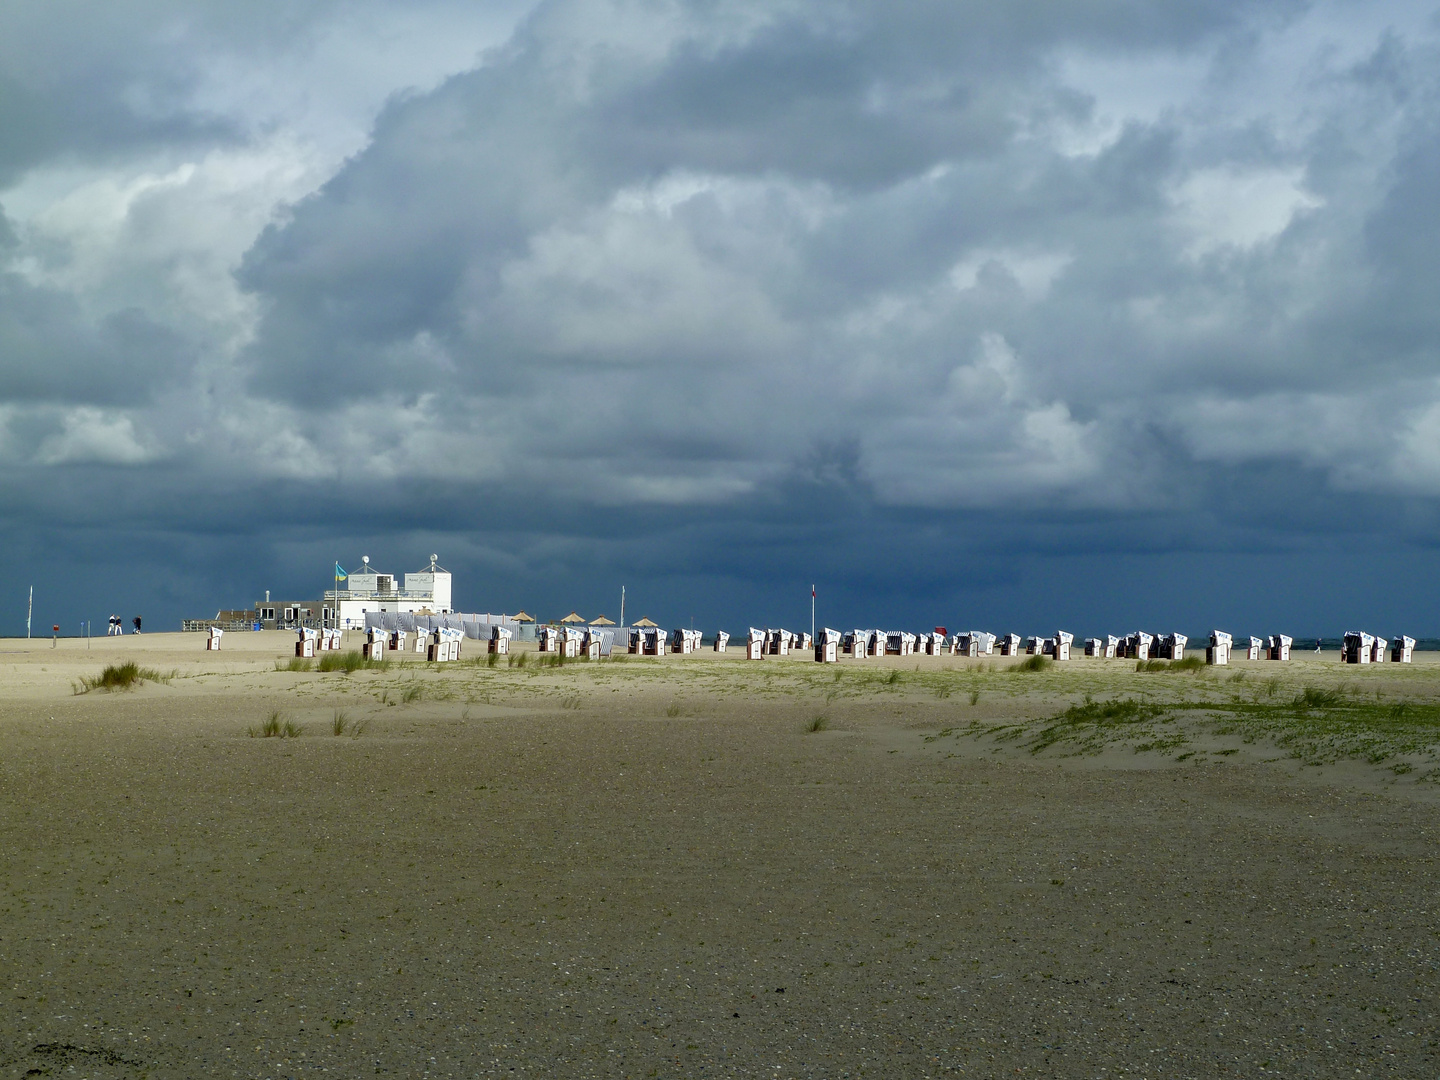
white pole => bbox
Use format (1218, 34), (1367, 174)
(620, 585), (625, 629)
(811, 584), (815, 643)
(27, 586), (32, 639)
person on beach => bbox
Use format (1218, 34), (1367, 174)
(132, 616), (142, 634)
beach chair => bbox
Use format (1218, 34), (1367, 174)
(1053, 631), (1073, 661)
(1392, 635), (1415, 663)
(1206, 631), (1231, 666)
(363, 626), (386, 661)
(1267, 635), (1292, 661)
(747, 628), (765, 661)
(295, 627), (318, 658)
(206, 626), (223, 651)
(815, 628), (840, 663)
(489, 626), (511, 654)
(713, 631), (730, 653)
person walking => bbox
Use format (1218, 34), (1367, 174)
(132, 616), (142, 634)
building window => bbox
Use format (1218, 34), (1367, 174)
(262, 608), (275, 620)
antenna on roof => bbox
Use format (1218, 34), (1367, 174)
(430, 553), (439, 570)
(362, 556), (370, 565)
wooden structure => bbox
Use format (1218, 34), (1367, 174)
(363, 626), (386, 661)
(815, 627), (840, 663)
(1053, 631), (1073, 661)
(1085, 636), (1118, 658)
(1246, 636), (1264, 661)
(1392, 635), (1415, 663)
(672, 629), (702, 655)
(1267, 634), (1291, 661)
(1157, 633), (1187, 661)
(489, 625), (512, 654)
(747, 627), (765, 661)
(295, 627), (318, 658)
(713, 631), (730, 653)
(1206, 631), (1231, 666)
(205, 626), (223, 651)
(1125, 632), (1154, 661)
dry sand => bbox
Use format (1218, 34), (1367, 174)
(2, 632), (1438, 1078)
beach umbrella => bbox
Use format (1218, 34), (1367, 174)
(559, 612), (587, 624)
(589, 615), (616, 626)
(632, 617), (658, 628)
(511, 611), (535, 623)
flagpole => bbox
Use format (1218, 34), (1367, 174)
(811, 584), (815, 642)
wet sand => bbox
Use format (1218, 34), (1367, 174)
(2, 632), (1437, 1078)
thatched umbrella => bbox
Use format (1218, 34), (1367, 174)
(589, 615), (616, 626)
(632, 617), (658, 628)
(510, 611), (534, 623)
(559, 612), (587, 624)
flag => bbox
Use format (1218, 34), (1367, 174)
(812, 584), (816, 598)
(335, 563), (347, 581)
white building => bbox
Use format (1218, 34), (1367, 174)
(325, 555), (454, 630)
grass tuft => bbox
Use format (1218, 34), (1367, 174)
(277, 656), (314, 672)
(249, 710), (304, 738)
(1013, 655), (1051, 673)
(664, 702), (682, 717)
(1136, 656), (1205, 673)
(807, 715), (830, 732)
(78, 662), (171, 692)
(332, 710), (348, 736)
(317, 650), (388, 673)
(402, 683), (423, 704)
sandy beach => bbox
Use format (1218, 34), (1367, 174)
(2, 631), (1437, 1078)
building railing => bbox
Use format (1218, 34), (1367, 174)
(323, 589), (436, 602)
(182, 618), (259, 632)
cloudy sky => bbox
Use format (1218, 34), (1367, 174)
(4, 0), (1440, 636)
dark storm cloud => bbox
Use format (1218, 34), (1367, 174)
(0, 272), (191, 404)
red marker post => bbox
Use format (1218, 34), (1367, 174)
(52, 624), (59, 648)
